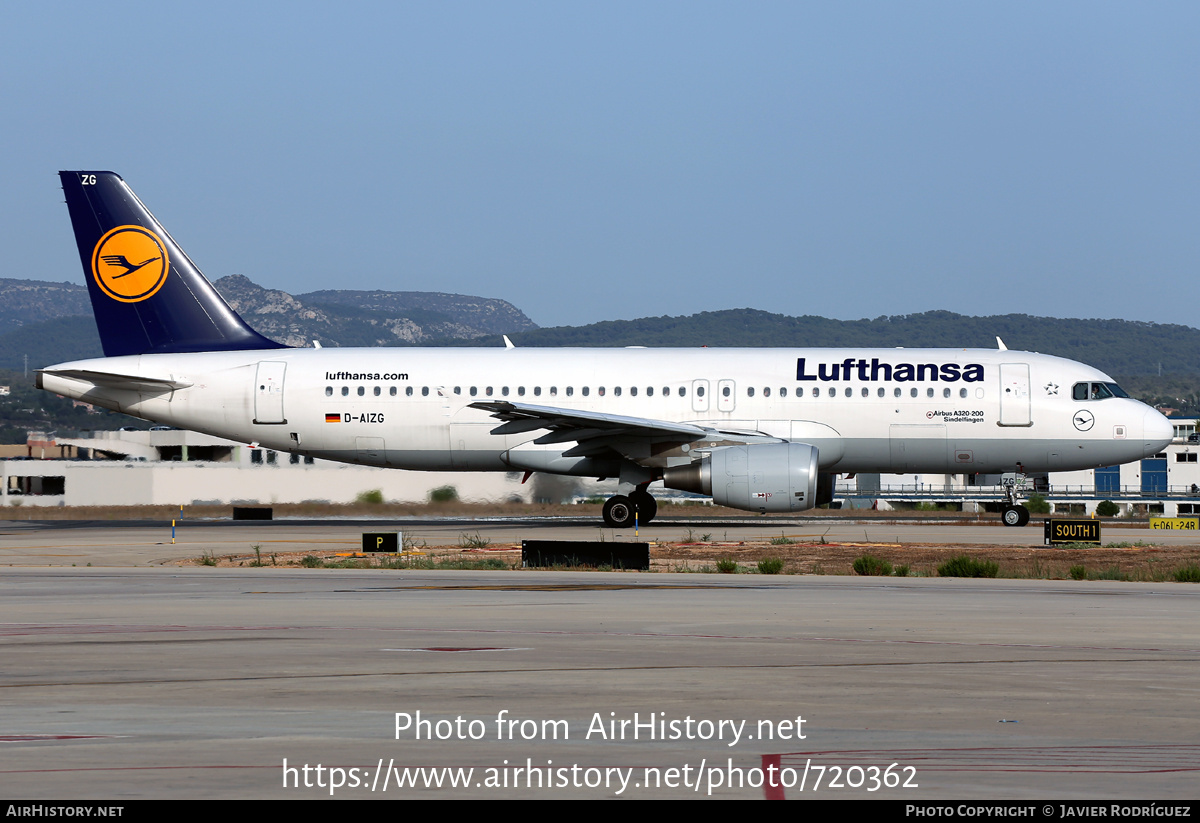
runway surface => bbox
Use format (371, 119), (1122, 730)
(2, 517), (1198, 799)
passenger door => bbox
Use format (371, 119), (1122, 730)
(253, 361), (287, 424)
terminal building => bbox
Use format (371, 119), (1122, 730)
(3, 421), (1199, 514)
(2, 429), (537, 507)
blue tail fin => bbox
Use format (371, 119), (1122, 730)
(59, 171), (287, 357)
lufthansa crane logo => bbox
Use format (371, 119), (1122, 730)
(91, 225), (169, 303)
(1072, 409), (1095, 431)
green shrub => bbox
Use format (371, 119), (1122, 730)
(937, 555), (999, 578)
(1174, 563), (1200, 583)
(1069, 565), (1087, 581)
(716, 558), (739, 574)
(852, 554), (892, 576)
(356, 489), (384, 504)
(893, 564), (910, 577)
(1096, 500), (1120, 517)
(459, 532), (491, 549)
(429, 485), (459, 503)
(757, 557), (785, 575)
(1026, 494), (1051, 514)
(300, 555), (324, 568)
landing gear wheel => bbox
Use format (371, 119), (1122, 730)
(1002, 505), (1030, 527)
(630, 490), (657, 524)
(602, 495), (636, 529)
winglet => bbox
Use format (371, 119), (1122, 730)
(503, 335), (515, 349)
(996, 337), (1008, 351)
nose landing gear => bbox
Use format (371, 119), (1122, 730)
(1001, 504), (1030, 527)
(1000, 473), (1030, 527)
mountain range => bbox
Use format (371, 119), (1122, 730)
(0, 276), (1197, 388)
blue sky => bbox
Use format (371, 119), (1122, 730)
(3, 2), (1198, 329)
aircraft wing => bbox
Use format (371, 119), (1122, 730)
(466, 400), (773, 460)
(469, 401), (707, 440)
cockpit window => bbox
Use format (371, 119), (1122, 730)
(1073, 382), (1129, 400)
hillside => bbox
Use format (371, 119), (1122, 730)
(0, 276), (538, 366)
(3, 276), (1200, 417)
(0, 279), (92, 334)
(459, 309), (1200, 379)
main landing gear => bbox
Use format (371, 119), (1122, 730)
(602, 489), (657, 528)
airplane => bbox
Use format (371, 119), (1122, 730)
(38, 171), (1174, 528)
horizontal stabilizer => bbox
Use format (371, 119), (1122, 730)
(37, 368), (193, 393)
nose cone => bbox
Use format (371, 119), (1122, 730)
(1143, 409), (1173, 456)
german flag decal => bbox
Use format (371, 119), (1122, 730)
(325, 413), (340, 423)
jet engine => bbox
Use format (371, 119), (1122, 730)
(663, 442), (820, 513)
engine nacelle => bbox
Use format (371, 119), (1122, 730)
(663, 442), (820, 513)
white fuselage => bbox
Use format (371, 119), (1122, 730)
(40, 346), (1173, 479)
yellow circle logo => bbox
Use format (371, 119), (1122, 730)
(91, 225), (169, 303)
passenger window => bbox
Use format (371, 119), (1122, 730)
(566, 387), (573, 397)
(647, 387), (654, 397)
(763, 387), (770, 398)
(454, 387), (461, 395)
(613, 387), (621, 396)
(780, 387), (787, 398)
(470, 387), (478, 396)
(960, 388), (967, 398)
(747, 387), (755, 398)
(722, 386), (731, 397)
(630, 387), (637, 396)
(696, 386), (704, 397)
(486, 387), (493, 396)
(861, 387), (868, 397)
(927, 388), (934, 398)
(812, 387), (819, 397)
(502, 386), (509, 396)
(406, 386), (413, 397)
(325, 386), (333, 396)
(550, 387), (557, 396)
(582, 387), (589, 397)
(373, 386), (381, 396)
(877, 387), (885, 397)
(534, 387), (542, 396)
(943, 388), (951, 398)
(910, 388), (918, 398)
(518, 387), (525, 396)
(844, 387), (852, 397)
(341, 387), (349, 397)
(828, 387), (836, 397)
(357, 386), (365, 396)
(389, 387), (397, 396)
(422, 387), (429, 396)
(678, 387), (686, 397)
